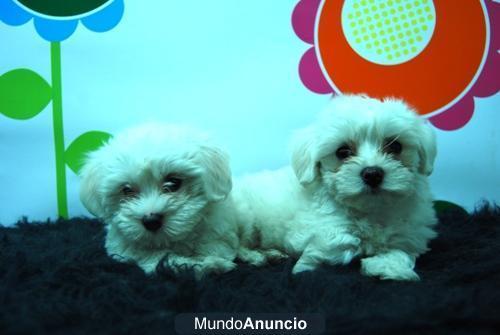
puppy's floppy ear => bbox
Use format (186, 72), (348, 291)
(290, 126), (319, 185)
(197, 146), (232, 201)
(79, 155), (106, 217)
(417, 120), (437, 176)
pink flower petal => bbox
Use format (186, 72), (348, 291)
(299, 47), (333, 94)
(429, 95), (475, 131)
(292, 0), (321, 44)
(471, 0), (499, 98)
(431, 0), (497, 131)
(473, 59), (500, 98)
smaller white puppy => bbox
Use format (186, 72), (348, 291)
(234, 95), (438, 280)
(79, 123), (238, 278)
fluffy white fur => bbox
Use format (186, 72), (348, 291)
(234, 95), (438, 280)
(80, 123), (241, 278)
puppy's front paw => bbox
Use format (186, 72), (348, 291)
(202, 256), (237, 274)
(327, 235), (362, 265)
(292, 260), (317, 274)
(361, 251), (420, 281)
(292, 250), (360, 275)
(238, 248), (288, 266)
(263, 249), (289, 262)
(237, 248), (268, 266)
(291, 235), (361, 274)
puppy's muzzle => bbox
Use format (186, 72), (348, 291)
(361, 166), (384, 188)
(141, 213), (164, 232)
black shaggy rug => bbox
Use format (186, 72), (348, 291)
(1, 204), (500, 335)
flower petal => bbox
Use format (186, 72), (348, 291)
(33, 17), (78, 42)
(292, 0), (321, 44)
(0, 0), (31, 26)
(470, 0), (499, 98)
(299, 47), (333, 94)
(81, 0), (124, 33)
(429, 95), (475, 131)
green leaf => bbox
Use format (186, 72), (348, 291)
(0, 69), (52, 120)
(65, 131), (112, 174)
(433, 200), (468, 216)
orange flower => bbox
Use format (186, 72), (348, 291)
(292, 0), (499, 130)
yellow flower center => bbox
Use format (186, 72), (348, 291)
(341, 0), (436, 65)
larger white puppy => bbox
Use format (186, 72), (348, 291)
(234, 95), (437, 280)
(79, 124), (239, 278)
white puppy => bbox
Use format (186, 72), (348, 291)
(234, 95), (437, 280)
(79, 123), (239, 278)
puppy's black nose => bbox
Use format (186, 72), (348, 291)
(141, 213), (164, 232)
(361, 167), (385, 188)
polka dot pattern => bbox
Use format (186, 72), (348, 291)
(341, 0), (436, 65)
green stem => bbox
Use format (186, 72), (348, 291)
(50, 42), (68, 219)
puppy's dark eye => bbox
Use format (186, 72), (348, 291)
(385, 139), (403, 155)
(162, 177), (182, 193)
(121, 184), (137, 197)
(336, 145), (354, 160)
